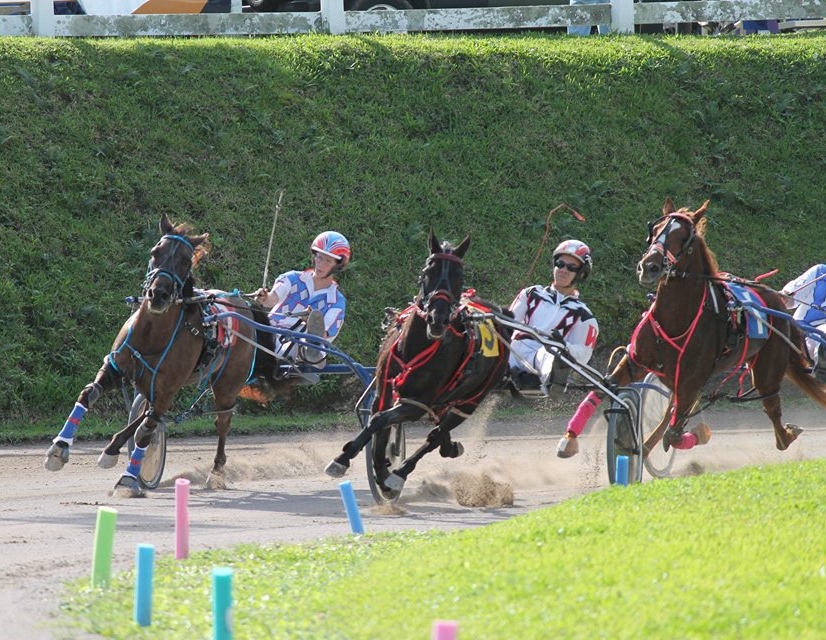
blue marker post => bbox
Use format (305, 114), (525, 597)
(338, 480), (365, 535)
(616, 455), (629, 486)
(134, 544), (155, 627)
(213, 567), (234, 640)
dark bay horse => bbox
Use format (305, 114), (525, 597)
(568, 198), (826, 456)
(324, 230), (512, 494)
(45, 214), (269, 496)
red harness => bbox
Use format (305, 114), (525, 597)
(376, 298), (504, 423)
(629, 279), (768, 426)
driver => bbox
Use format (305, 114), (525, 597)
(254, 231), (350, 370)
(507, 239), (599, 459)
(781, 263), (826, 373)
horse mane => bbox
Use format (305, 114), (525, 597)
(169, 220), (210, 269)
(674, 205), (719, 275)
(693, 219), (719, 274)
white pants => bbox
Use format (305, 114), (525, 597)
(509, 339), (558, 386)
(805, 325), (826, 369)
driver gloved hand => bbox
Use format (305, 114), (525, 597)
(545, 330), (566, 352)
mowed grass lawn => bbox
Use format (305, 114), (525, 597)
(64, 459), (826, 639)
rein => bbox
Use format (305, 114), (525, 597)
(377, 299), (504, 423)
(111, 238), (238, 405)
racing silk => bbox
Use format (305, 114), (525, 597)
(509, 284), (599, 366)
(782, 264), (826, 327)
(267, 269), (346, 340)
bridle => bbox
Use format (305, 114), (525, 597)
(642, 213), (697, 279)
(417, 251), (464, 319)
(142, 234), (195, 303)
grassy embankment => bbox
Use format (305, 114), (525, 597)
(63, 459), (826, 639)
(2, 34), (825, 442)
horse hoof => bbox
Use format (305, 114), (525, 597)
(324, 459), (349, 478)
(662, 428), (683, 452)
(439, 441), (464, 459)
(111, 475), (144, 498)
(44, 441), (70, 471)
(777, 424), (803, 450)
(384, 472), (405, 492)
(206, 472), (227, 490)
(97, 451), (119, 469)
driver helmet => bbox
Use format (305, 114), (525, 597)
(311, 231), (351, 269)
(553, 239), (592, 281)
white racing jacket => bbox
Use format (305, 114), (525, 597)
(508, 284), (599, 372)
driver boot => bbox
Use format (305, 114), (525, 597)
(300, 309), (326, 365)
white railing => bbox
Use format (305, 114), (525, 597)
(1, 0), (824, 37)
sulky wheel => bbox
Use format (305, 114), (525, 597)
(606, 388), (643, 485)
(639, 373), (676, 479)
(364, 422), (406, 504)
(126, 394), (168, 491)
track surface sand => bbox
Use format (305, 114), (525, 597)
(2, 398), (824, 639)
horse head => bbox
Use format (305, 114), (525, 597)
(143, 213), (209, 314)
(417, 230), (469, 339)
(637, 198), (710, 287)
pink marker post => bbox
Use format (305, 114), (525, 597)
(175, 478), (190, 559)
(432, 620), (459, 640)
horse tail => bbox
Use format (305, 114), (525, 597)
(787, 349), (826, 409)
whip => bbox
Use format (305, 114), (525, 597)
(262, 189), (285, 289)
(524, 202), (585, 285)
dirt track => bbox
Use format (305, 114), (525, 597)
(2, 397), (825, 640)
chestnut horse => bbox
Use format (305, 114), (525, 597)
(324, 230), (512, 496)
(45, 214), (269, 496)
(568, 198), (826, 457)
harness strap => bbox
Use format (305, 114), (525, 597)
(631, 283), (709, 427)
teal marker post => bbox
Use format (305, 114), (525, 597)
(213, 567), (234, 640)
(91, 507), (118, 587)
(134, 544), (155, 627)
(338, 480), (364, 535)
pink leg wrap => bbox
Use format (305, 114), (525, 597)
(672, 432), (697, 450)
(567, 391), (602, 437)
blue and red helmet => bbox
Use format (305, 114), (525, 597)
(311, 231), (351, 269)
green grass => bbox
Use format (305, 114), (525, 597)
(62, 459), (826, 639)
(3, 33), (826, 432)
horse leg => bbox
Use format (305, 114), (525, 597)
(324, 404), (423, 478)
(109, 407), (166, 498)
(96, 398), (148, 469)
(644, 396), (710, 455)
(45, 359), (122, 471)
(761, 394), (802, 451)
(384, 413), (467, 492)
(205, 406), (234, 490)
(383, 426), (448, 492)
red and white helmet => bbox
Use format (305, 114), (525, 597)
(553, 239), (592, 281)
(311, 231), (351, 269)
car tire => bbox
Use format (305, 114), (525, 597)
(346, 0), (413, 10)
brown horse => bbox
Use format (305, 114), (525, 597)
(45, 214), (269, 496)
(324, 230), (512, 499)
(568, 198), (826, 457)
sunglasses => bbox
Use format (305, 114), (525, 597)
(554, 259), (582, 273)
